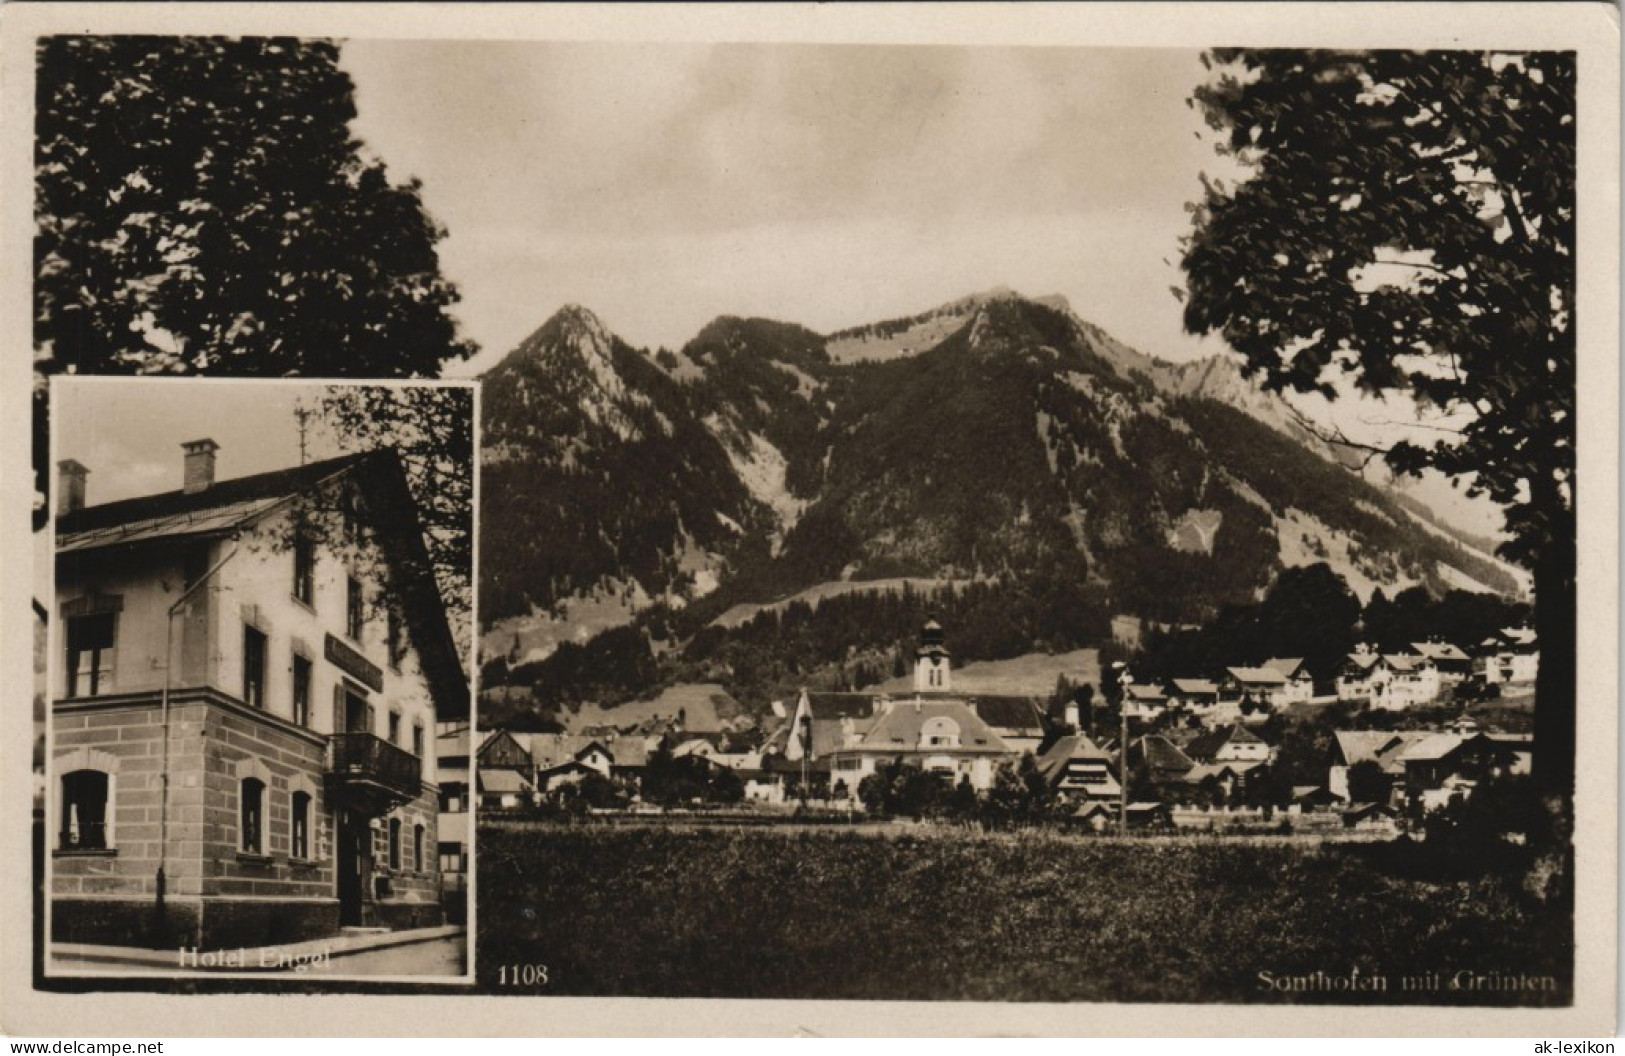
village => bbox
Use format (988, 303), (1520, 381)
(474, 616), (1538, 837)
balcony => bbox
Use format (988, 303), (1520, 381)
(327, 732), (421, 814)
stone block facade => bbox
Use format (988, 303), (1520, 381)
(51, 689), (440, 950)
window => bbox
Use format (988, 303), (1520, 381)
(241, 778), (265, 854)
(291, 791), (312, 859)
(388, 817), (401, 870)
(346, 577), (364, 641)
(60, 769), (109, 850)
(243, 626), (267, 709)
(388, 711), (402, 746)
(387, 608), (404, 669)
(292, 655), (312, 726)
(66, 613), (116, 697)
(341, 491), (362, 544)
(413, 823), (425, 872)
(412, 723), (425, 760)
(293, 532), (315, 606)
(920, 716), (960, 748)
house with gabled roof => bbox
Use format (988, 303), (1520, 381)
(435, 722), (472, 918)
(51, 442), (463, 949)
(477, 768), (534, 810)
(1185, 723), (1271, 765)
(1335, 647), (1385, 704)
(524, 733), (617, 791)
(1411, 640), (1472, 682)
(1259, 657), (1316, 704)
(1130, 734), (1197, 784)
(1397, 732), (1526, 813)
(1475, 627), (1539, 687)
(478, 729), (538, 784)
(1164, 677), (1237, 726)
(1334, 645), (1442, 710)
(1121, 682), (1168, 722)
(1326, 729), (1434, 803)
(1218, 666), (1289, 713)
(1036, 734), (1121, 802)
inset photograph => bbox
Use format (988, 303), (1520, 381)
(46, 377), (474, 981)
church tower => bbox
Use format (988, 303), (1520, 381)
(914, 616), (952, 694)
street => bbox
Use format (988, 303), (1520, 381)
(306, 934), (466, 977)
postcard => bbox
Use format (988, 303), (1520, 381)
(0, 2), (1615, 1038)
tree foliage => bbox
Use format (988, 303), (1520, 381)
(1181, 50), (1575, 793)
(304, 384), (474, 631)
(33, 36), (474, 523)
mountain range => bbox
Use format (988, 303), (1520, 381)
(478, 289), (1522, 671)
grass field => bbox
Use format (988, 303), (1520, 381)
(476, 824), (1571, 1004)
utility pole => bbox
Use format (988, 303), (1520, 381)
(294, 403), (314, 465)
(1118, 665), (1131, 837)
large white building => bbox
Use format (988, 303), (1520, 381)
(765, 619), (1047, 798)
(51, 441), (467, 951)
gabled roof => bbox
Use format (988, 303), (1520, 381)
(1036, 734), (1112, 781)
(57, 451), (368, 546)
(1135, 735), (1195, 775)
(854, 699), (1008, 754)
(477, 769), (533, 794)
(1397, 733), (1465, 763)
(1124, 684), (1167, 703)
(1169, 678), (1219, 696)
(1183, 760), (1261, 783)
(802, 693), (885, 721)
(528, 734), (612, 771)
(1331, 730), (1433, 773)
(967, 695), (1047, 733)
(1340, 653), (1383, 673)
(60, 448), (470, 721)
(1383, 653), (1432, 673)
(761, 715), (870, 759)
(1185, 723), (1266, 761)
(1225, 666), (1288, 686)
(1260, 658), (1307, 679)
(1412, 641), (1470, 662)
(602, 736), (654, 768)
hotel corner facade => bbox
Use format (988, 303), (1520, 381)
(51, 439), (467, 951)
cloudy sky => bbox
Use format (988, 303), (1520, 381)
(339, 41), (1234, 375)
(57, 379), (359, 507)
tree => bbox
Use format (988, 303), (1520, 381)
(33, 36), (474, 523)
(1182, 50), (1575, 796)
(303, 385), (474, 634)
(1255, 563), (1361, 678)
(1346, 759), (1393, 806)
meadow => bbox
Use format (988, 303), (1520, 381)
(476, 823), (1571, 1004)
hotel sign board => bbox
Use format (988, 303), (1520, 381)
(324, 633), (383, 692)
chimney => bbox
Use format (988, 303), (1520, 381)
(57, 459), (88, 515)
(1064, 699), (1081, 731)
(181, 439), (219, 494)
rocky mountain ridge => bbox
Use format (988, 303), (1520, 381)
(478, 289), (1522, 661)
